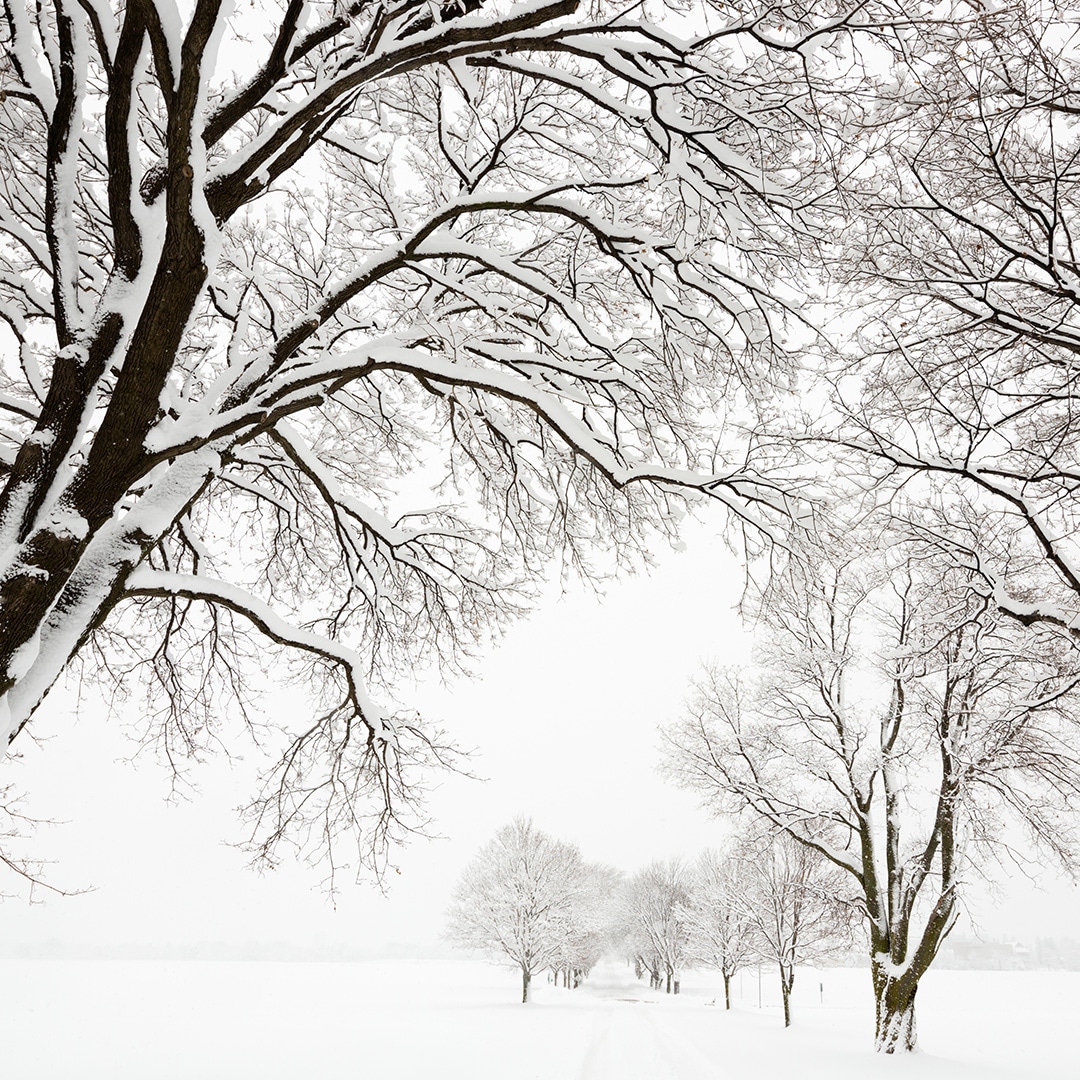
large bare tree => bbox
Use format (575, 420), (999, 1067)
(0, 0), (859, 878)
(663, 531), (1080, 1051)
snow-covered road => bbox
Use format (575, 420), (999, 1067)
(565, 958), (1071, 1080)
(2, 957), (1075, 1079)
(575, 1000), (726, 1080)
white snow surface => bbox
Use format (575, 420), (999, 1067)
(0, 957), (1074, 1078)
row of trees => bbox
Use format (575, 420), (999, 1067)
(448, 521), (1080, 1050)
(623, 838), (849, 1025)
(446, 817), (851, 1023)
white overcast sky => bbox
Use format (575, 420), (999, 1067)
(0, 516), (1075, 956)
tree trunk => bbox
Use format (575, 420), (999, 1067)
(522, 967), (531, 1003)
(723, 973), (731, 1010)
(673, 978), (680, 995)
(872, 964), (918, 1053)
(780, 963), (794, 1028)
(0, 445), (224, 747)
(665, 970), (672, 994)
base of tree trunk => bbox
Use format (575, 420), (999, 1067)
(780, 963), (794, 1028)
(875, 999), (917, 1053)
(873, 972), (918, 1053)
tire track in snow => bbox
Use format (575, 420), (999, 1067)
(575, 1002), (721, 1080)
(638, 1003), (732, 1079)
(575, 1006), (616, 1080)
(571, 961), (728, 1080)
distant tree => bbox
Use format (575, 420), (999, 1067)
(682, 847), (756, 1010)
(1033, 938), (1080, 973)
(622, 858), (691, 995)
(445, 817), (595, 1002)
(738, 830), (852, 1029)
(664, 531), (1080, 1050)
(551, 862), (621, 990)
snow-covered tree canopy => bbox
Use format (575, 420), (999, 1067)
(445, 816), (606, 1001)
(681, 846), (755, 1009)
(620, 857), (690, 993)
(826, 0), (1080, 643)
(0, 0), (861, 874)
(734, 829), (851, 1028)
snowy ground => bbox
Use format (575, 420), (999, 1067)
(2, 956), (1074, 1079)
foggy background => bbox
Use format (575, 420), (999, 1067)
(1, 517), (1073, 961)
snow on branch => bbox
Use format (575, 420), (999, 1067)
(125, 566), (392, 740)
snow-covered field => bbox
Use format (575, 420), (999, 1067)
(2, 956), (1074, 1079)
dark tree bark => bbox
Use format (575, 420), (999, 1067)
(872, 964), (919, 1054)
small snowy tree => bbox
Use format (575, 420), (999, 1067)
(738, 829), (851, 1028)
(0, 0), (850, 880)
(663, 530), (1080, 1051)
(550, 861), (621, 989)
(445, 817), (592, 1002)
(622, 858), (691, 994)
(682, 847), (756, 1009)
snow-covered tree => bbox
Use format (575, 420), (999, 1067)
(737, 829), (851, 1029)
(445, 817), (595, 1002)
(622, 857), (690, 994)
(663, 531), (1080, 1051)
(682, 847), (755, 1009)
(0, 0), (850, 879)
(550, 861), (621, 989)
